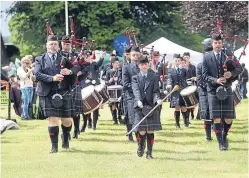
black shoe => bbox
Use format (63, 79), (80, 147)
(61, 134), (69, 149)
(50, 143), (58, 153)
(146, 152), (154, 160)
(80, 125), (86, 132)
(21, 115), (28, 120)
(206, 138), (213, 142)
(113, 121), (118, 125)
(72, 131), (78, 139)
(222, 135), (229, 150)
(128, 134), (134, 142)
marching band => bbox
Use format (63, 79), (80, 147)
(23, 18), (244, 159)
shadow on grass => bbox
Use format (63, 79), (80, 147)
(89, 132), (125, 136)
(157, 156), (214, 161)
(229, 130), (248, 134)
(154, 149), (209, 154)
(229, 140), (248, 143)
(78, 137), (125, 143)
(68, 148), (130, 155)
(98, 128), (125, 131)
(156, 132), (203, 138)
(229, 148), (248, 151)
(156, 139), (199, 145)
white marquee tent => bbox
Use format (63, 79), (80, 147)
(144, 37), (203, 66)
(234, 46), (249, 70)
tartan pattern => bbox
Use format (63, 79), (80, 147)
(71, 85), (83, 115)
(208, 87), (235, 119)
(133, 108), (162, 132)
(170, 91), (186, 108)
(39, 89), (75, 118)
(198, 88), (210, 120)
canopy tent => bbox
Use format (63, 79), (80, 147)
(234, 46), (249, 70)
(144, 37), (203, 66)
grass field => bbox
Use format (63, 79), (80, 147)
(1, 99), (248, 178)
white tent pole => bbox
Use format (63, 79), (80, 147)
(65, 1), (69, 35)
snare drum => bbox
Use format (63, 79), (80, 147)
(81, 85), (103, 114)
(95, 82), (109, 104)
(180, 86), (199, 108)
(232, 84), (242, 107)
(107, 85), (123, 103)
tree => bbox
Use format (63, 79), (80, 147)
(181, 1), (248, 37)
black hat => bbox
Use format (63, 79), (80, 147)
(125, 46), (132, 53)
(111, 53), (116, 57)
(173, 53), (181, 59)
(183, 52), (190, 57)
(111, 57), (119, 64)
(47, 35), (58, 42)
(62, 35), (70, 43)
(138, 56), (149, 64)
(130, 45), (140, 52)
(212, 34), (222, 41)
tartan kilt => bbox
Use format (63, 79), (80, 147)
(39, 89), (75, 118)
(208, 87), (235, 119)
(127, 98), (135, 125)
(198, 87), (210, 120)
(71, 85), (83, 115)
(121, 93), (128, 116)
(170, 91), (186, 108)
(133, 108), (162, 132)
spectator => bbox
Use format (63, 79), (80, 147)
(239, 63), (248, 98)
(17, 56), (34, 120)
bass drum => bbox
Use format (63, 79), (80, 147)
(81, 85), (103, 114)
(95, 82), (109, 104)
(180, 86), (199, 109)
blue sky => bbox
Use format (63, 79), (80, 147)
(1, 1), (14, 36)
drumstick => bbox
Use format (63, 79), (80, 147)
(126, 85), (180, 136)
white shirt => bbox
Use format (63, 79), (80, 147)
(213, 51), (221, 60)
(47, 52), (57, 60)
(17, 67), (33, 89)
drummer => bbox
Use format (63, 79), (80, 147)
(166, 54), (189, 128)
(183, 52), (197, 121)
(106, 57), (123, 125)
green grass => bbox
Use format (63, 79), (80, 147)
(1, 99), (248, 178)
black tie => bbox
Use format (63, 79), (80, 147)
(52, 54), (56, 61)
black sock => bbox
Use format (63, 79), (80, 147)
(223, 121), (233, 136)
(204, 121), (212, 140)
(112, 109), (117, 122)
(48, 126), (59, 144)
(213, 122), (222, 143)
(175, 111), (180, 125)
(73, 115), (80, 132)
(61, 124), (72, 136)
(181, 111), (188, 124)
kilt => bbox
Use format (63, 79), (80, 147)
(127, 98), (135, 125)
(39, 89), (75, 118)
(208, 87), (235, 119)
(170, 91), (186, 108)
(72, 85), (83, 115)
(121, 92), (128, 116)
(133, 107), (162, 132)
(198, 87), (210, 120)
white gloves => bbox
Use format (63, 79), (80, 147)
(114, 77), (118, 82)
(118, 97), (122, 102)
(137, 100), (143, 108)
(85, 79), (90, 84)
(109, 78), (114, 83)
(166, 85), (172, 89)
(163, 90), (168, 95)
(157, 99), (162, 105)
(92, 80), (96, 85)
